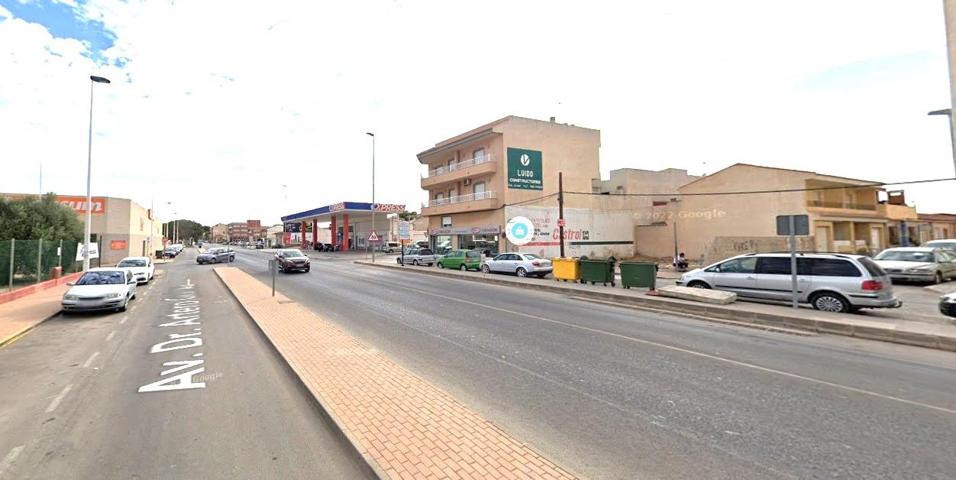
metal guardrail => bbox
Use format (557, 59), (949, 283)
(423, 191), (497, 208)
(427, 154), (494, 178)
(807, 200), (877, 211)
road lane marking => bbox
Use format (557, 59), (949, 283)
(341, 266), (956, 415)
(45, 384), (73, 413)
(119, 315), (128, 325)
(105, 331), (116, 342)
(0, 445), (24, 478)
(81, 351), (100, 368)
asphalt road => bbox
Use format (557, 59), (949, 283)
(0, 249), (369, 480)
(232, 248), (956, 480)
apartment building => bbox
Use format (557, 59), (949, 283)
(634, 164), (919, 263)
(211, 223), (228, 243)
(917, 213), (956, 242)
(418, 115), (600, 254)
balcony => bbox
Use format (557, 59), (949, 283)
(807, 199), (884, 219)
(421, 191), (500, 216)
(421, 155), (497, 189)
(807, 200), (877, 211)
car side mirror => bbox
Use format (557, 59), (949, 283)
(128, 279), (137, 285)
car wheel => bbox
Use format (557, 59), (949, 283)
(438, 262), (444, 269)
(211, 257), (217, 264)
(230, 256), (235, 262)
(412, 259), (419, 266)
(516, 267), (528, 278)
(934, 271), (944, 284)
(687, 281), (710, 289)
(119, 297), (129, 312)
(481, 264), (491, 273)
(460, 264), (467, 271)
(810, 292), (849, 313)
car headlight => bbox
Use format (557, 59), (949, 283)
(64, 294), (79, 301)
(905, 266), (934, 273)
(105, 292), (122, 298)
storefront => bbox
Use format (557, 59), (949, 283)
(429, 226), (500, 255)
(280, 201), (404, 251)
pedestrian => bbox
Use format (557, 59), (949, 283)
(673, 252), (688, 272)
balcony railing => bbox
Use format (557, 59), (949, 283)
(427, 154), (494, 178)
(807, 200), (877, 211)
(424, 191), (496, 208)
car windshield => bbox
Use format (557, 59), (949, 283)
(117, 259), (147, 267)
(875, 250), (935, 262)
(76, 271), (126, 285)
(282, 250), (304, 257)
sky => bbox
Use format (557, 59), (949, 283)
(1, 0), (955, 226)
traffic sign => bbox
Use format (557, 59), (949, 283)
(398, 221), (411, 240)
(368, 231), (379, 242)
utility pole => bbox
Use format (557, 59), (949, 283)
(558, 171), (566, 258)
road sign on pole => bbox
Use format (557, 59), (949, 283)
(398, 221), (411, 241)
(368, 231), (379, 243)
(776, 214), (809, 309)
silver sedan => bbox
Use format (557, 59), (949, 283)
(480, 252), (553, 278)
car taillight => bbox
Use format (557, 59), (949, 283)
(532, 261), (540, 266)
(862, 280), (883, 291)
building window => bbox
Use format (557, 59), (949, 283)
(435, 193), (444, 206)
(441, 216), (452, 227)
(473, 182), (486, 199)
(448, 158), (458, 171)
(473, 148), (485, 163)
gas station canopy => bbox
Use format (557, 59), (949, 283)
(281, 202), (405, 223)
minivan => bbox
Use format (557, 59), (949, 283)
(677, 252), (902, 313)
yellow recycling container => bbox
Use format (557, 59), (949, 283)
(552, 257), (581, 282)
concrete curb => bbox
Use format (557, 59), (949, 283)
(0, 309), (61, 348)
(212, 268), (386, 480)
(356, 261), (956, 353)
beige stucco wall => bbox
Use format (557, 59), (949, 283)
(944, 0), (956, 147)
(634, 224), (675, 259)
(675, 165), (810, 260)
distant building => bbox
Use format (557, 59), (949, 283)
(211, 223), (228, 243)
(917, 213), (956, 242)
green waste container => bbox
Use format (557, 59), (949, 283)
(579, 256), (617, 286)
(619, 261), (657, 289)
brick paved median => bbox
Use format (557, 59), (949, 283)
(215, 266), (577, 480)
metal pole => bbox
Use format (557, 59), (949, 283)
(558, 171), (565, 258)
(58, 239), (62, 268)
(83, 81), (94, 272)
(789, 216), (798, 309)
(948, 113), (956, 177)
(36, 238), (42, 284)
(369, 133), (376, 263)
(9, 239), (14, 292)
(272, 260), (276, 297)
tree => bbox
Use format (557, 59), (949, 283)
(163, 219), (209, 243)
(0, 194), (84, 241)
(398, 210), (418, 221)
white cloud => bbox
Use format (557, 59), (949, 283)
(0, 0), (953, 226)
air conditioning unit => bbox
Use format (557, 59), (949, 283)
(463, 178), (472, 186)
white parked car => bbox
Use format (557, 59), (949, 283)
(116, 256), (155, 284)
(480, 252), (553, 278)
(62, 268), (138, 313)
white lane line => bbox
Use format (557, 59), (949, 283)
(0, 445), (24, 477)
(346, 269), (956, 416)
(119, 315), (128, 325)
(81, 351), (100, 368)
(105, 331), (116, 342)
(45, 384), (73, 413)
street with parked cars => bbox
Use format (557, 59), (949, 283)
(61, 267), (139, 313)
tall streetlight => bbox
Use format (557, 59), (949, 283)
(366, 132), (376, 263)
(83, 75), (111, 271)
(928, 108), (956, 177)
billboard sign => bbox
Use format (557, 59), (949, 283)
(398, 221), (412, 240)
(373, 203), (406, 213)
(58, 196), (106, 215)
(75, 242), (100, 261)
(507, 148), (543, 190)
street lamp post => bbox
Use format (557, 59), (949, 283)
(928, 108), (956, 177)
(367, 132), (376, 263)
(83, 75), (111, 272)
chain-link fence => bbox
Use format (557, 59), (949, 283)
(0, 239), (97, 291)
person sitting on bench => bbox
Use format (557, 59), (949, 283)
(673, 252), (689, 272)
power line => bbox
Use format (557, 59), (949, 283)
(502, 192), (558, 207)
(565, 177), (956, 198)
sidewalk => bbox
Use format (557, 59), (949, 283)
(215, 266), (577, 480)
(0, 283), (68, 347)
(356, 261), (956, 353)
